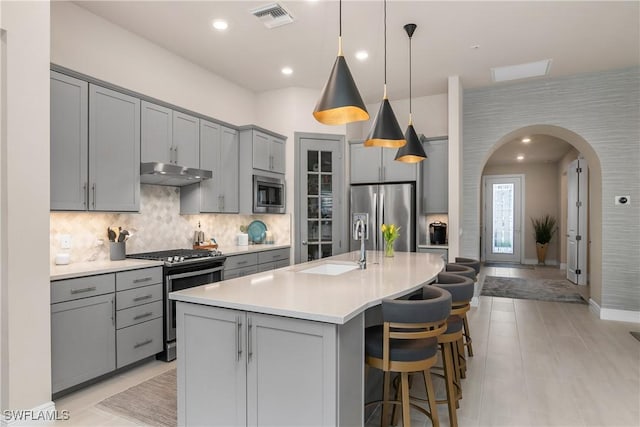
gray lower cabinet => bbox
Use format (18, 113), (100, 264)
(181, 121), (239, 213)
(421, 138), (448, 214)
(51, 275), (116, 394)
(350, 141), (417, 184)
(50, 71), (88, 211)
(89, 84), (140, 212)
(115, 267), (164, 369)
(224, 249), (290, 279)
(176, 303), (342, 426)
(51, 267), (163, 395)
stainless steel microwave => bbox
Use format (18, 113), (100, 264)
(253, 175), (285, 214)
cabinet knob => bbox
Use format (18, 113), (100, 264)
(302, 241), (307, 245)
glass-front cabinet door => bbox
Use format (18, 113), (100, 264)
(306, 150), (334, 261)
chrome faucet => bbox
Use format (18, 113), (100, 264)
(354, 218), (367, 270)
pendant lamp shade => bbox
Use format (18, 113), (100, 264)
(364, 97), (406, 147)
(313, 0), (369, 125)
(313, 52), (369, 125)
(395, 23), (427, 162)
(395, 121), (426, 162)
(364, 0), (406, 148)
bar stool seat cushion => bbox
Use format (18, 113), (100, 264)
(444, 315), (463, 334)
(365, 326), (439, 362)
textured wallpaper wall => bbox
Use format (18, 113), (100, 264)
(463, 67), (639, 311)
(50, 185), (291, 264)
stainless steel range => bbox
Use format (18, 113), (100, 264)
(127, 249), (226, 361)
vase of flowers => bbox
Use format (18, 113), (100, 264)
(381, 223), (400, 257)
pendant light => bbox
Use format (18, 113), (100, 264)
(313, 0), (369, 125)
(364, 0), (405, 148)
(395, 23), (427, 163)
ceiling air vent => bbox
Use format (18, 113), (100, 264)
(250, 3), (294, 29)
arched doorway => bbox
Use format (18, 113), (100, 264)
(478, 125), (603, 302)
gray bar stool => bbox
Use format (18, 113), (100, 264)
(445, 263), (476, 358)
(365, 286), (451, 427)
(433, 272), (475, 427)
(453, 257), (480, 275)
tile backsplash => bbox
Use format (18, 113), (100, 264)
(50, 185), (291, 265)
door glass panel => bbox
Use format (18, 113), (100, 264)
(307, 174), (319, 195)
(307, 151), (318, 172)
(321, 244), (332, 258)
(321, 175), (332, 193)
(308, 244), (319, 262)
(321, 151), (332, 172)
(492, 183), (514, 254)
(308, 221), (319, 242)
(307, 197), (319, 218)
(320, 220), (332, 242)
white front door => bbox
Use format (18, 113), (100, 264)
(483, 175), (524, 263)
(567, 159), (588, 285)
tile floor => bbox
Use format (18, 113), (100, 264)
(53, 265), (640, 427)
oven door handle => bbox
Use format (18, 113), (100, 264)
(166, 266), (225, 281)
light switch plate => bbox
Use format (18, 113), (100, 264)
(60, 234), (72, 249)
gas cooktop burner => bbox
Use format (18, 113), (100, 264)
(127, 248), (224, 264)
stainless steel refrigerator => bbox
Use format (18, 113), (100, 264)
(349, 183), (416, 252)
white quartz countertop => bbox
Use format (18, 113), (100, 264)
(170, 251), (445, 324)
(221, 244), (290, 256)
(51, 259), (164, 281)
(418, 244), (449, 249)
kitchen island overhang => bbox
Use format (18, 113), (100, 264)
(171, 251), (445, 426)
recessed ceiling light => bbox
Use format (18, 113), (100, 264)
(470, 44), (480, 50)
(491, 59), (552, 83)
(522, 137), (531, 143)
(355, 50), (369, 61)
(516, 155), (525, 161)
(281, 67), (293, 75)
(212, 19), (228, 31)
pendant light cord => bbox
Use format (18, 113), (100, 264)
(409, 31), (412, 117)
(339, 0), (342, 37)
(384, 0), (387, 85)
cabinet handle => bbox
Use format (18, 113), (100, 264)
(272, 254), (280, 259)
(134, 339), (153, 349)
(91, 183), (96, 208)
(382, 167), (386, 182)
(133, 312), (153, 321)
(378, 166), (382, 182)
(236, 260), (248, 266)
(237, 316), (243, 361)
(133, 294), (153, 302)
(174, 146), (178, 164)
(70, 286), (96, 294)
(111, 297), (115, 326)
(247, 317), (253, 362)
(133, 277), (153, 284)
(83, 182), (88, 207)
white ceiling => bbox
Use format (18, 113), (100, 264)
(484, 135), (574, 167)
(75, 0), (640, 103)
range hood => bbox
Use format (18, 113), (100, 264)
(140, 162), (213, 187)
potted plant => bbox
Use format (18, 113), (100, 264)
(531, 214), (557, 264)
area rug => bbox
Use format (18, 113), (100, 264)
(97, 368), (176, 427)
(483, 262), (534, 269)
(481, 276), (586, 304)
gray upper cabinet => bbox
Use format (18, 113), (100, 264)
(173, 111), (200, 169)
(244, 128), (286, 174)
(141, 101), (172, 165)
(141, 102), (199, 168)
(89, 84), (140, 212)
(421, 138), (448, 214)
(51, 71), (89, 211)
(180, 121), (238, 214)
(350, 141), (417, 184)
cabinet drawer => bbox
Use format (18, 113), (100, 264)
(116, 267), (162, 291)
(117, 301), (163, 329)
(275, 259), (290, 269)
(224, 265), (259, 280)
(116, 283), (163, 310)
(225, 253), (258, 270)
(116, 317), (163, 369)
(258, 262), (275, 273)
(257, 248), (289, 264)
(51, 274), (115, 304)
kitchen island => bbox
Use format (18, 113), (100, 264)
(170, 251), (444, 426)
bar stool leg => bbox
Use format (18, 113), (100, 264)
(423, 369), (440, 427)
(401, 372), (411, 427)
(442, 342), (459, 427)
(382, 371), (391, 427)
(463, 314), (474, 356)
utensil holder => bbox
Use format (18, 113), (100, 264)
(110, 242), (126, 261)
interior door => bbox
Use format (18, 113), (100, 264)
(483, 175), (523, 263)
(297, 134), (345, 263)
(567, 159), (588, 285)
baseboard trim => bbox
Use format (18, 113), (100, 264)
(589, 299), (640, 323)
(1, 401), (60, 426)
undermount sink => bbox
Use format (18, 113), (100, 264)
(299, 263), (359, 276)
